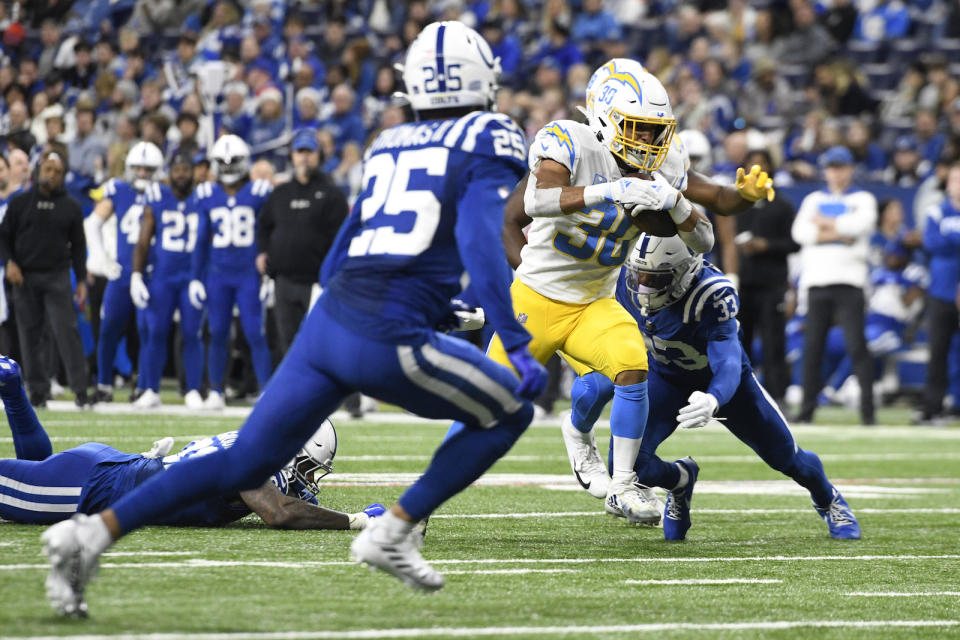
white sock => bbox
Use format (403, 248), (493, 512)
(673, 462), (689, 491)
(374, 510), (415, 543)
(611, 435), (642, 482)
(77, 514), (114, 555)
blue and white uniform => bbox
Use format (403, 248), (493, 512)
(0, 185), (23, 323)
(109, 110), (536, 534)
(96, 179), (156, 388)
(191, 179), (273, 392)
(572, 263), (838, 509)
(140, 184), (204, 393)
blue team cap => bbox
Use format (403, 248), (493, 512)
(292, 128), (319, 151)
(893, 135), (919, 152)
(821, 145), (854, 167)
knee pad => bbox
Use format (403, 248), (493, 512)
(571, 372), (615, 430)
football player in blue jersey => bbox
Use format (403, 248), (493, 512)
(0, 356), (384, 539)
(563, 234), (860, 542)
(129, 152), (205, 409)
(41, 21), (546, 611)
(85, 142), (163, 406)
(188, 134), (273, 409)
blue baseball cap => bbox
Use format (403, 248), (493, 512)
(820, 145), (854, 167)
(893, 135), (919, 152)
(292, 128), (319, 151)
(884, 237), (910, 259)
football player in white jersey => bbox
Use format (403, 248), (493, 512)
(496, 59), (776, 523)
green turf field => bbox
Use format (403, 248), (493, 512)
(1, 407), (958, 639)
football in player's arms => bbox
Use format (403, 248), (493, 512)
(622, 172), (680, 237)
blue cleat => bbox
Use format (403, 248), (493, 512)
(363, 503), (387, 518)
(663, 457), (698, 541)
(815, 488), (861, 540)
(0, 356), (23, 390)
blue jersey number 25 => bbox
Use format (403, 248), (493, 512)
(348, 148), (449, 258)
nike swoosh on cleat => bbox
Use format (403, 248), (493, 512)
(572, 464), (591, 491)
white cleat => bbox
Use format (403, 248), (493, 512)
(183, 389), (204, 410)
(605, 474), (662, 525)
(41, 515), (101, 617)
(132, 389), (161, 409)
(560, 413), (609, 499)
(350, 518), (444, 592)
(203, 390), (225, 411)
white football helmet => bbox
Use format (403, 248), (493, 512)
(286, 419), (337, 496)
(209, 134), (250, 185)
(585, 58), (647, 116)
(402, 21), (500, 113)
(125, 141), (164, 192)
(624, 233), (702, 313)
(678, 129), (712, 174)
(586, 68), (677, 172)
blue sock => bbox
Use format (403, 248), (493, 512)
(609, 380), (648, 440)
(208, 332), (229, 392)
(570, 372), (615, 433)
(399, 404), (533, 520)
(786, 448), (834, 507)
(182, 332), (204, 392)
(3, 386), (52, 460)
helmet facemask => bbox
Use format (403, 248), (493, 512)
(624, 235), (702, 314)
(608, 109), (676, 172)
(215, 155), (248, 185)
(284, 420), (337, 497)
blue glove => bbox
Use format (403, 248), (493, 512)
(0, 356), (23, 393)
(507, 345), (548, 400)
(363, 503), (386, 518)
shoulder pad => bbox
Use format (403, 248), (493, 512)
(681, 275), (739, 324)
(443, 111), (527, 166)
(251, 179), (273, 197)
(530, 120), (582, 173)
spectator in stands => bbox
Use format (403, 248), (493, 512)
(169, 113), (201, 161)
(3, 100), (35, 153)
(106, 115), (137, 179)
(528, 16), (583, 77)
(820, 0), (858, 45)
(0, 150), (88, 408)
(220, 81), (252, 140)
(735, 149), (800, 405)
(4, 149), (29, 193)
(67, 101), (105, 185)
(342, 38), (376, 100)
(571, 0), (622, 63)
(248, 86), (287, 168)
(740, 59), (795, 128)
(917, 57), (949, 113)
(918, 162), (960, 424)
(884, 136), (923, 187)
(35, 19), (62, 78)
(317, 17), (348, 70)
(915, 150), (956, 231)
(792, 146), (877, 425)
(139, 113), (169, 155)
(912, 109), (946, 172)
(853, 0), (910, 43)
(808, 61), (877, 118)
(481, 17), (521, 87)
(777, 0), (837, 67)
(845, 119), (887, 180)
(283, 36), (325, 92)
(256, 129), (348, 355)
(295, 87), (322, 130)
(321, 84), (365, 156)
(64, 41), (95, 93)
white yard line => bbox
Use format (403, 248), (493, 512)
(442, 569), (578, 575)
(431, 507), (960, 519)
(848, 592), (960, 597)
(626, 578), (782, 585)
(3, 554), (958, 571)
(3, 619), (959, 639)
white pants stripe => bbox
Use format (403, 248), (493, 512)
(397, 345), (497, 427)
(419, 343), (522, 416)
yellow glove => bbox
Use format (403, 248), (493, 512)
(735, 164), (775, 203)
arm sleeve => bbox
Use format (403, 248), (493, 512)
(455, 158), (531, 353)
(68, 200), (87, 281)
(791, 194), (819, 246)
(704, 318), (743, 406)
(834, 192), (878, 237)
(923, 207), (960, 255)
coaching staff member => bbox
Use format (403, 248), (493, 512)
(0, 150), (89, 407)
(256, 129), (348, 354)
(792, 146), (877, 425)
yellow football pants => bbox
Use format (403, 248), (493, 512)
(487, 279), (647, 382)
